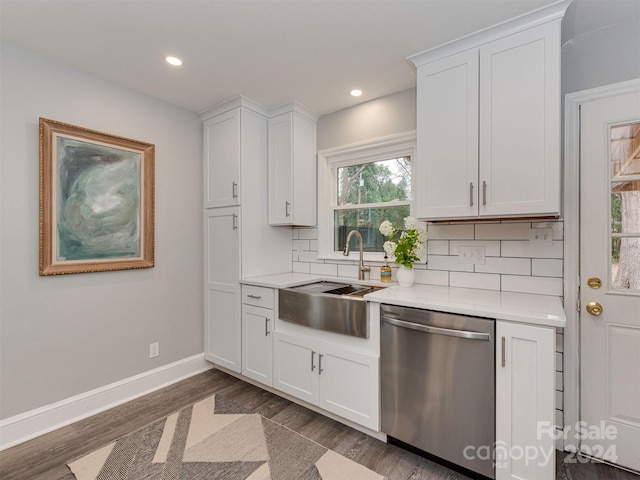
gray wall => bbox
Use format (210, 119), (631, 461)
(317, 88), (416, 150)
(0, 43), (204, 419)
(562, 16), (640, 94)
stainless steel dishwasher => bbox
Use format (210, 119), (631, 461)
(381, 304), (495, 479)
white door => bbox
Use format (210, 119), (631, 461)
(268, 112), (293, 225)
(479, 21), (561, 218)
(242, 305), (273, 386)
(204, 109), (240, 208)
(204, 207), (241, 372)
(580, 90), (640, 471)
(495, 321), (555, 480)
(416, 49), (479, 220)
(272, 331), (318, 404)
(318, 344), (379, 430)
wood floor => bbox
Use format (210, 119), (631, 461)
(1, 368), (637, 480)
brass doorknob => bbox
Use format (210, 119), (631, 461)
(586, 301), (603, 316)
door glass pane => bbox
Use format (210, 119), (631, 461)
(334, 206), (410, 253)
(610, 122), (640, 291)
(612, 237), (640, 290)
(337, 157), (411, 206)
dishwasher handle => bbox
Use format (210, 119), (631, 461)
(382, 314), (491, 341)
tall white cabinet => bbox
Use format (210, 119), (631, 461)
(202, 97), (291, 373)
(409, 2), (567, 220)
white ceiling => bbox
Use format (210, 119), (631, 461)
(1, 0), (638, 116)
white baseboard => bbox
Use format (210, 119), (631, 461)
(0, 354), (212, 451)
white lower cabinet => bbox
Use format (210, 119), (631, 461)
(496, 321), (555, 480)
(273, 331), (379, 430)
(242, 304), (273, 386)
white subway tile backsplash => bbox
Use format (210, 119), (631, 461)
(293, 239), (310, 252)
(310, 262), (337, 276)
(555, 371), (563, 391)
(501, 275), (563, 295)
(337, 264), (359, 278)
(298, 227), (318, 240)
(556, 352), (563, 371)
(292, 262), (310, 273)
(427, 224), (474, 240)
(427, 255), (474, 272)
(450, 272), (501, 290)
(556, 332), (564, 353)
(475, 257), (531, 275)
(475, 222), (531, 240)
(309, 240), (318, 251)
(501, 240), (563, 259)
(414, 269), (449, 286)
(427, 240), (449, 255)
(532, 258), (563, 277)
(298, 251), (323, 263)
(450, 240), (501, 257)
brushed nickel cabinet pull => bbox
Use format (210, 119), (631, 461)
(319, 353), (324, 374)
(265, 318), (270, 336)
(247, 294), (261, 299)
(470, 182), (474, 207)
(285, 201), (291, 217)
(311, 350), (316, 371)
(232, 213), (238, 230)
(232, 181), (238, 199)
(501, 336), (506, 368)
(482, 181), (487, 206)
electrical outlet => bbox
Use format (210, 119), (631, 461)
(530, 228), (553, 247)
(459, 246), (486, 265)
(149, 342), (159, 358)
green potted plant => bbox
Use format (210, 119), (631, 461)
(379, 216), (426, 287)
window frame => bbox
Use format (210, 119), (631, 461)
(317, 131), (416, 262)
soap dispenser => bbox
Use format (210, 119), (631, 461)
(380, 253), (392, 282)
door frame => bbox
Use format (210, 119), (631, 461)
(563, 77), (640, 453)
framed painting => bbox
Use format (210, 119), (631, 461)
(39, 118), (155, 275)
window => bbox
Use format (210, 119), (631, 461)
(318, 132), (416, 260)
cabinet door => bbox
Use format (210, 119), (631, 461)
(204, 109), (240, 208)
(416, 49), (479, 220)
(204, 207), (241, 372)
(318, 344), (379, 430)
(242, 305), (273, 386)
(268, 113), (293, 224)
(496, 321), (555, 480)
(273, 331), (318, 404)
(479, 21), (561, 217)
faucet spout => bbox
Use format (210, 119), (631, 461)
(344, 230), (371, 281)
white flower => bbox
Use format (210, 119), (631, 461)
(379, 220), (395, 237)
(404, 216), (418, 230)
(383, 241), (397, 256)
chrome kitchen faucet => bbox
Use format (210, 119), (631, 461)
(343, 230), (370, 281)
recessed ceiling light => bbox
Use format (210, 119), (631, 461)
(165, 56), (183, 67)
(350, 89), (363, 97)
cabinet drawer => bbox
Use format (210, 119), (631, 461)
(242, 285), (275, 309)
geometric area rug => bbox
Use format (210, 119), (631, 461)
(68, 394), (386, 480)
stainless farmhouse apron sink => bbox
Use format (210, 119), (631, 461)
(278, 281), (385, 338)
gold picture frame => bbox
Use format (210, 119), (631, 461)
(39, 118), (155, 275)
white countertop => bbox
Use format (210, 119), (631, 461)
(241, 273), (566, 328)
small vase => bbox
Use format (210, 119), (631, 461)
(396, 265), (415, 287)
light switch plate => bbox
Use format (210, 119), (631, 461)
(530, 228), (553, 247)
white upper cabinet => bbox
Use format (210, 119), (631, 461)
(416, 49), (479, 219)
(409, 1), (568, 220)
(479, 22), (561, 217)
(268, 103), (318, 226)
(203, 109), (240, 208)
